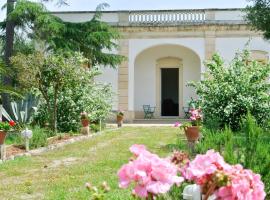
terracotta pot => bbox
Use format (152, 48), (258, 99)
(117, 115), (124, 127)
(184, 126), (200, 142)
(81, 119), (90, 127)
(0, 130), (7, 145)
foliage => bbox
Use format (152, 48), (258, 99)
(4, 126), (50, 148)
(2, 94), (39, 126)
(1, 0), (124, 67)
(246, 0), (270, 39)
(11, 51), (94, 132)
(185, 113), (270, 198)
(34, 76), (113, 133)
(0, 60), (21, 98)
(187, 97), (201, 109)
(116, 111), (124, 117)
(90, 122), (105, 133)
(80, 112), (89, 120)
(0, 120), (16, 131)
(29, 126), (48, 149)
(190, 50), (270, 130)
(85, 181), (111, 200)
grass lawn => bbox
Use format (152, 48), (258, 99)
(0, 127), (181, 200)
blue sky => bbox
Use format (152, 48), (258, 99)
(0, 0), (250, 21)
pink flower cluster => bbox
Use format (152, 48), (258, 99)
(174, 122), (182, 127)
(118, 144), (184, 198)
(189, 108), (202, 121)
(182, 150), (266, 200)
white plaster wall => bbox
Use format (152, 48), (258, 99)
(216, 37), (270, 62)
(129, 38), (205, 111)
(214, 11), (245, 21)
(134, 45), (200, 113)
(95, 67), (118, 110)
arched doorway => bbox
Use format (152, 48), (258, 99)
(134, 44), (201, 119)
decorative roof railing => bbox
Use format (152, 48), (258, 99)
(52, 9), (246, 26)
(128, 10), (206, 24)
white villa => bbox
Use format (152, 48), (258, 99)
(54, 9), (270, 122)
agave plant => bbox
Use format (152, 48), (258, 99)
(2, 94), (39, 125)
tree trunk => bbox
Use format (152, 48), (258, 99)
(52, 100), (57, 133)
(51, 88), (58, 133)
(2, 0), (16, 117)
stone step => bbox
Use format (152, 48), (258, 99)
(133, 118), (189, 124)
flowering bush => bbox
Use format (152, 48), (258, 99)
(190, 50), (270, 130)
(118, 144), (184, 199)
(181, 150), (266, 200)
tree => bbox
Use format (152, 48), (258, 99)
(190, 50), (270, 130)
(246, 0), (270, 39)
(1, 0), (16, 114)
(1, 0), (123, 67)
(11, 51), (97, 132)
(0, 0), (124, 117)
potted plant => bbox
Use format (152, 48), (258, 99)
(80, 112), (90, 127)
(180, 108), (202, 142)
(0, 121), (16, 145)
(116, 111), (124, 127)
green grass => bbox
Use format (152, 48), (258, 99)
(0, 127), (180, 200)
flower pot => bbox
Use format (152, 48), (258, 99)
(0, 130), (7, 145)
(117, 115), (124, 127)
(81, 119), (90, 127)
(184, 126), (200, 142)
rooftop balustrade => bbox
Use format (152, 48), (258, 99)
(53, 9), (246, 26)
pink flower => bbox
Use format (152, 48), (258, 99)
(184, 150), (231, 181)
(129, 144), (148, 156)
(181, 150), (266, 200)
(174, 122), (182, 127)
(118, 145), (184, 198)
(189, 108), (202, 122)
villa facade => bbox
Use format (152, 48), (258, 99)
(54, 9), (270, 122)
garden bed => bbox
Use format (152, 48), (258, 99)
(3, 133), (96, 160)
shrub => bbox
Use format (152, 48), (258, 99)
(29, 126), (49, 149)
(34, 82), (113, 133)
(90, 122), (105, 133)
(190, 50), (270, 130)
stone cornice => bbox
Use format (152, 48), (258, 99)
(116, 24), (262, 38)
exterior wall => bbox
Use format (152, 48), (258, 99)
(53, 9), (270, 121)
(134, 45), (200, 118)
(214, 10), (245, 21)
(95, 67), (118, 110)
(216, 37), (270, 61)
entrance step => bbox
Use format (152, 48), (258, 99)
(133, 118), (189, 124)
